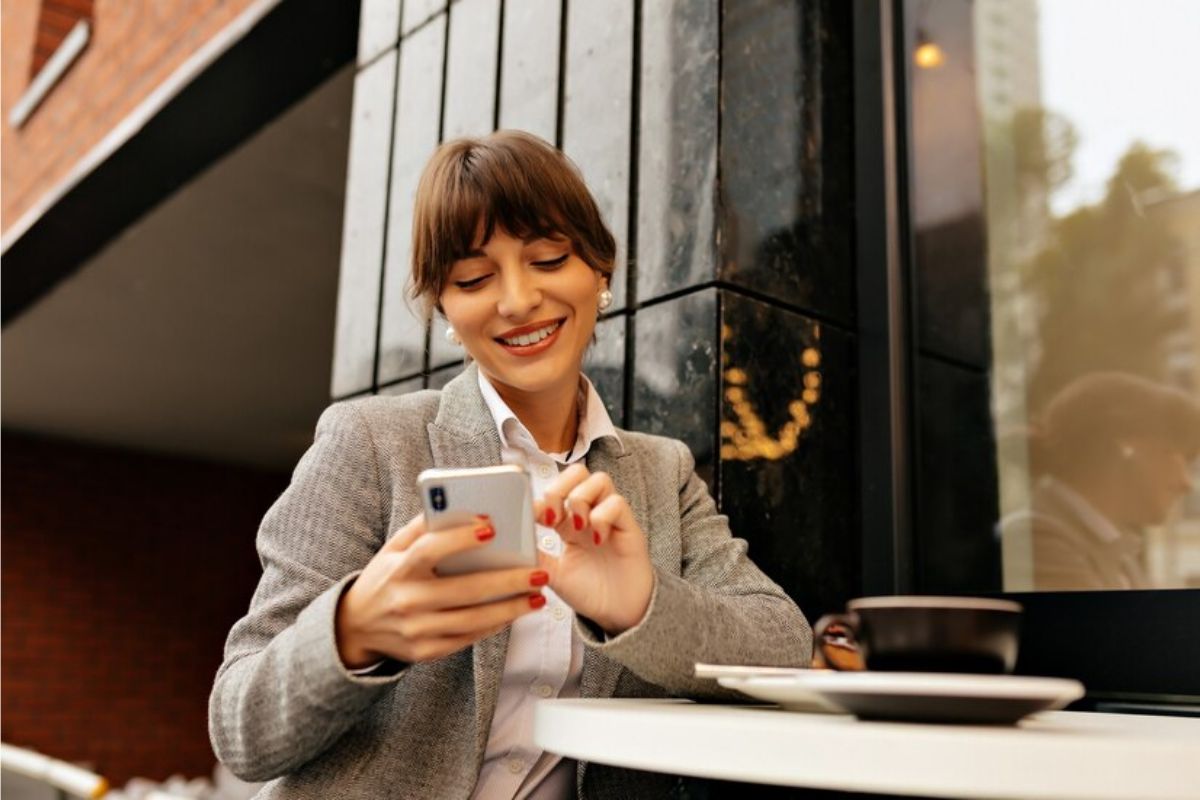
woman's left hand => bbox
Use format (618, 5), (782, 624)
(534, 463), (654, 635)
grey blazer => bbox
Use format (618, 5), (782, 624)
(209, 365), (812, 799)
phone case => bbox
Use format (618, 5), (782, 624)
(417, 465), (537, 575)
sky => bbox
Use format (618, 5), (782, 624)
(1039, 0), (1200, 213)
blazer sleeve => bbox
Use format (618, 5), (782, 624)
(575, 439), (813, 697)
(208, 402), (404, 782)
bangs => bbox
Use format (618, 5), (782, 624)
(440, 154), (572, 259)
(410, 131), (616, 313)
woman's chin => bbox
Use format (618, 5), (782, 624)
(479, 359), (577, 397)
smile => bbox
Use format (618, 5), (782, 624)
(496, 320), (561, 347)
(494, 319), (565, 356)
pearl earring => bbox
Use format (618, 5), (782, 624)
(445, 326), (462, 346)
(597, 288), (614, 311)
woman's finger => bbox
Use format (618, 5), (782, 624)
(566, 471), (615, 510)
(402, 567), (550, 611)
(382, 513), (427, 553)
(588, 494), (629, 545)
(402, 515), (496, 574)
(563, 471), (616, 545)
(400, 592), (546, 639)
(539, 463), (591, 527)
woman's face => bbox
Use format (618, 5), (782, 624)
(439, 227), (605, 399)
(1119, 436), (1196, 525)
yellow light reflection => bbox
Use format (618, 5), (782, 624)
(914, 42), (945, 68)
(720, 325), (823, 462)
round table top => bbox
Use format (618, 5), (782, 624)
(533, 698), (1200, 800)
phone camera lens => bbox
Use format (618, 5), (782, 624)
(430, 486), (446, 511)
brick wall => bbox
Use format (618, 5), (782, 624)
(1, 432), (287, 785)
(1, 0), (264, 234)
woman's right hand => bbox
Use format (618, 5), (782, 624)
(335, 513), (548, 668)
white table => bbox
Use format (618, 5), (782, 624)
(534, 698), (1200, 799)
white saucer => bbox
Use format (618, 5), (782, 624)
(715, 674), (841, 714)
(714, 671), (1085, 724)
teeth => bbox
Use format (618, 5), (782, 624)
(501, 321), (559, 346)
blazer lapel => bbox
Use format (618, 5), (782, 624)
(426, 365), (512, 765)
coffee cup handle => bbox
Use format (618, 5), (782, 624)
(813, 612), (865, 671)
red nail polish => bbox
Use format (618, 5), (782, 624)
(593, 531), (601, 546)
(573, 514), (584, 531)
(475, 525), (495, 541)
(529, 594), (547, 609)
(530, 570), (549, 587)
(544, 508), (556, 526)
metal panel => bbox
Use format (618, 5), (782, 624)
(332, 49), (398, 397)
(378, 18), (446, 384)
(561, 0), (634, 311)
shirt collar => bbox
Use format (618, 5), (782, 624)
(1039, 476), (1127, 545)
(476, 370), (622, 463)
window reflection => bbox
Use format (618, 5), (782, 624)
(999, 373), (1200, 590)
(907, 0), (1200, 591)
(973, 0), (1200, 590)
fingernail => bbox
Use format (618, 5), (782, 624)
(475, 525), (495, 541)
(529, 594), (547, 609)
(543, 507), (556, 526)
(573, 514), (584, 531)
(475, 514), (490, 522)
(530, 570), (549, 587)
(593, 531), (601, 546)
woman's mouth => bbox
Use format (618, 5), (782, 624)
(494, 319), (564, 356)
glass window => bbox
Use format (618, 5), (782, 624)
(906, 0), (1200, 593)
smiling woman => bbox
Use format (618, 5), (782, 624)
(208, 130), (812, 799)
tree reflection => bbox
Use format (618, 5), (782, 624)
(1019, 139), (1187, 410)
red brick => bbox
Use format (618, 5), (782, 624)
(1, 432), (285, 784)
(2, 0), (261, 232)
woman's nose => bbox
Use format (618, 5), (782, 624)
(1173, 455), (1196, 494)
(497, 267), (541, 319)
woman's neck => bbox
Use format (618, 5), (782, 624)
(491, 373), (581, 454)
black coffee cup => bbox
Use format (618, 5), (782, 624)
(814, 596), (1023, 674)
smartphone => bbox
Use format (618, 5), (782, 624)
(417, 465), (538, 576)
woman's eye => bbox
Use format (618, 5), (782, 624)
(453, 274), (490, 290)
(532, 254), (569, 269)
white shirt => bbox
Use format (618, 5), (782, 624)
(470, 370), (620, 800)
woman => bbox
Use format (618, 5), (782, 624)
(209, 130), (811, 799)
(1000, 371), (1200, 591)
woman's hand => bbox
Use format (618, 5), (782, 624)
(534, 464), (655, 635)
(335, 514), (548, 668)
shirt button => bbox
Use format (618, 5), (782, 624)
(537, 464), (553, 478)
(552, 605), (568, 622)
(534, 684), (554, 698)
(540, 535), (556, 550)
(507, 758), (523, 774)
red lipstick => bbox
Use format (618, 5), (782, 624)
(493, 318), (565, 357)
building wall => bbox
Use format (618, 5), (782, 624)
(0, 433), (284, 784)
(0, 0), (264, 234)
(334, 0), (859, 619)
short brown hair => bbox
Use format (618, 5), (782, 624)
(1028, 372), (1200, 477)
(409, 130), (616, 313)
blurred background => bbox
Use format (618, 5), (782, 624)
(3, 0), (1197, 796)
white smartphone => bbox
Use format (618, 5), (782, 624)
(417, 465), (538, 576)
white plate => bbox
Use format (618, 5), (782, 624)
(694, 663), (809, 680)
(715, 671), (1085, 724)
(715, 674), (843, 714)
